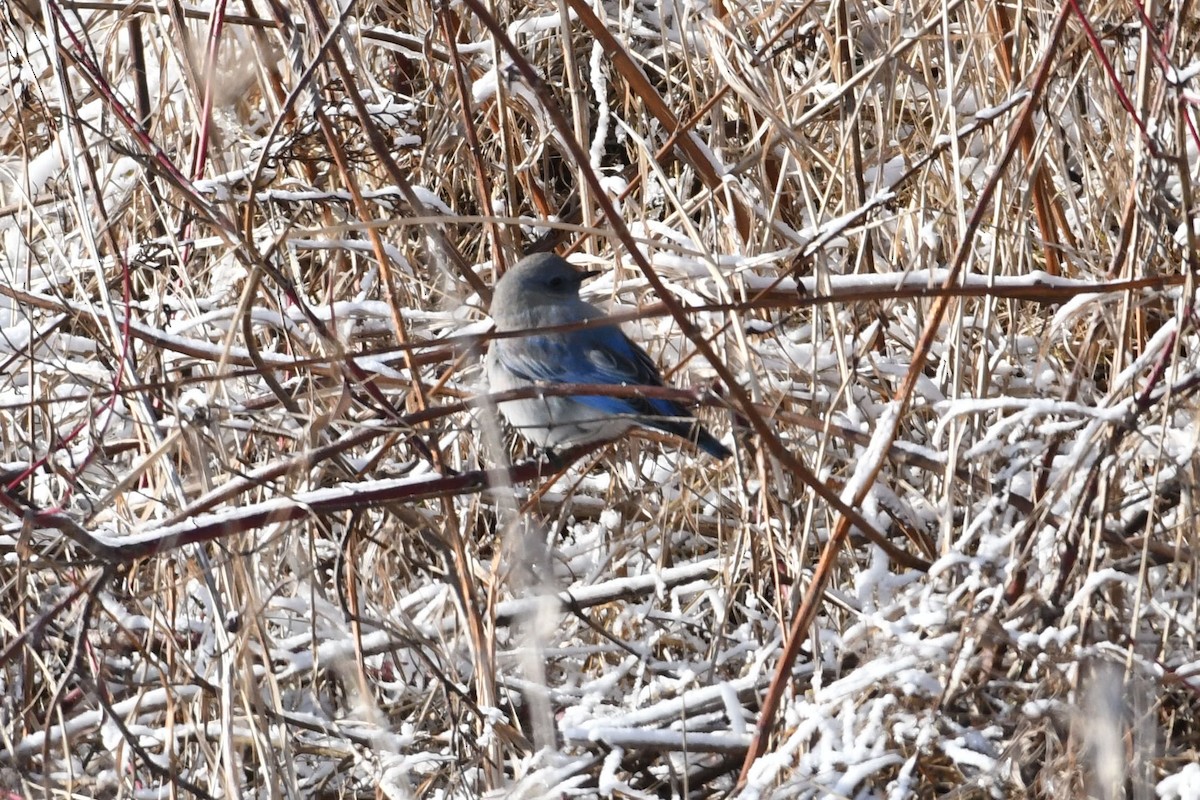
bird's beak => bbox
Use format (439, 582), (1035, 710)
(577, 269), (601, 281)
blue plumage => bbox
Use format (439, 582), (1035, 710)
(485, 253), (731, 459)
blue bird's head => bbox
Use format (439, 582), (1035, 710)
(491, 253), (601, 329)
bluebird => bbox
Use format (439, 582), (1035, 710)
(485, 253), (731, 458)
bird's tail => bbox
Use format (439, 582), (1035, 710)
(646, 416), (732, 459)
(693, 425), (732, 459)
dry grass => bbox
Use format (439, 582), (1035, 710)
(1, 0), (1199, 797)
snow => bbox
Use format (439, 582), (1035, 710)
(3, 0), (1198, 796)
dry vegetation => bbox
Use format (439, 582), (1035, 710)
(1, 0), (1199, 796)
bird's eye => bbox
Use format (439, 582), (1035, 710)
(547, 276), (564, 289)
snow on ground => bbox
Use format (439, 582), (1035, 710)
(1, 0), (1198, 797)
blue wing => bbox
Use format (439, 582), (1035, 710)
(495, 326), (686, 418)
(494, 324), (732, 458)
